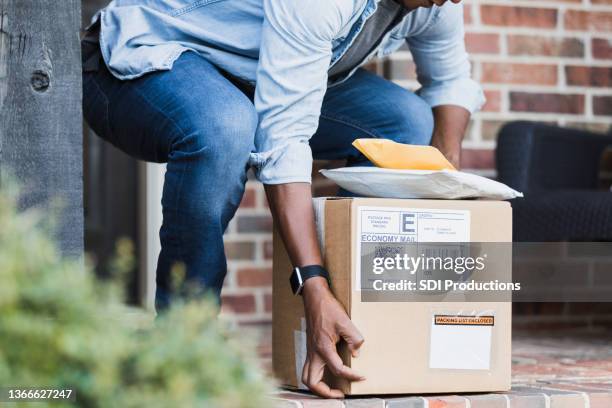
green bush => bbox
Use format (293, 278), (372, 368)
(0, 189), (272, 407)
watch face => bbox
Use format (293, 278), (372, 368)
(290, 267), (303, 295)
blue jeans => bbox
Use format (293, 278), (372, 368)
(83, 50), (433, 310)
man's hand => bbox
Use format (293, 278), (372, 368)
(301, 277), (365, 398)
(431, 105), (471, 169)
(264, 183), (365, 398)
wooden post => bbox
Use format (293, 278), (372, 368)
(0, 0), (83, 257)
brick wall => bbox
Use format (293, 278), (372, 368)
(388, 0), (612, 173)
(221, 0), (612, 329)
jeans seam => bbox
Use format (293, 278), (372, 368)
(170, 0), (226, 17)
(319, 111), (385, 140)
(129, 83), (190, 263)
(85, 75), (113, 138)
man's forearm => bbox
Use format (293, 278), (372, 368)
(431, 105), (471, 169)
(264, 183), (323, 268)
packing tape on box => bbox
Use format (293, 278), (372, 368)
(313, 198), (326, 256)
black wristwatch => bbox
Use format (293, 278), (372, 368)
(289, 265), (331, 295)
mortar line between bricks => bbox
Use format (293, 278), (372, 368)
(477, 1), (612, 13)
(392, 52), (612, 67)
(421, 396), (429, 408)
(271, 398), (302, 408)
(581, 391), (590, 408)
(542, 393), (551, 408)
(463, 396), (471, 408)
(502, 394), (510, 408)
(393, 80), (612, 96)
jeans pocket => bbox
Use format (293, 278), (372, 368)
(83, 74), (113, 143)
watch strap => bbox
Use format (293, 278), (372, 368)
(290, 265), (331, 295)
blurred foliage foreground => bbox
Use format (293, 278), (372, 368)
(0, 190), (272, 407)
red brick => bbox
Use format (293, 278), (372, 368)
(269, 398), (298, 408)
(239, 187), (257, 208)
(592, 38), (612, 60)
(514, 302), (567, 316)
(237, 267), (272, 287)
(481, 63), (558, 85)
(482, 90), (502, 112)
(481, 120), (506, 141)
(264, 292), (273, 313)
(481, 6), (557, 28)
(466, 395), (508, 408)
(263, 239), (274, 260)
(569, 302), (612, 315)
(593, 96), (612, 116)
(225, 241), (255, 260)
(510, 92), (585, 114)
(236, 214), (272, 233)
(464, 4), (472, 25)
(508, 394), (547, 408)
(345, 399), (386, 408)
(465, 33), (500, 54)
(589, 393), (612, 408)
(544, 394), (584, 408)
(221, 294), (256, 314)
(566, 122), (612, 133)
(274, 391), (346, 407)
(460, 149), (495, 170)
(508, 35), (584, 58)
(513, 320), (588, 331)
(426, 396), (467, 408)
(386, 397), (426, 407)
(566, 66), (611, 88)
(564, 10), (612, 32)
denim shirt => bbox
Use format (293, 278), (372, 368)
(95, 0), (484, 184)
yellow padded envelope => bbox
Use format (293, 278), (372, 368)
(352, 138), (456, 171)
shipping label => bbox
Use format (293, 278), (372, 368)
(356, 206), (471, 291)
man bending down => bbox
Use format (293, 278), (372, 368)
(82, 0), (482, 398)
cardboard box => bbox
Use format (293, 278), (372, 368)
(273, 197), (512, 395)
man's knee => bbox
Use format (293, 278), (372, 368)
(386, 93), (434, 146)
(172, 100), (257, 162)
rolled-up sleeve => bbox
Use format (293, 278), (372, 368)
(250, 0), (350, 184)
(406, 3), (485, 114)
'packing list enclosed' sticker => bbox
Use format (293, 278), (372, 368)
(429, 313), (494, 370)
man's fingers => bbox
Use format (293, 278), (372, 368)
(301, 358), (311, 386)
(308, 381), (344, 399)
(337, 319), (365, 357)
(306, 353), (344, 399)
(318, 343), (365, 381)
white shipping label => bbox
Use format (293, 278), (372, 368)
(359, 206), (470, 242)
(429, 314), (494, 370)
(356, 206), (470, 290)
